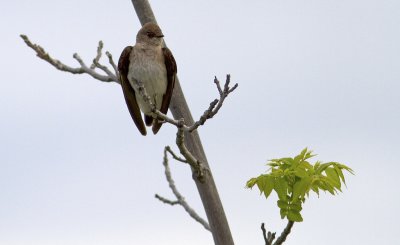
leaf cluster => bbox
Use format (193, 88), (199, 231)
(246, 148), (353, 222)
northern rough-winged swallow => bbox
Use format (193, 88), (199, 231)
(118, 22), (177, 136)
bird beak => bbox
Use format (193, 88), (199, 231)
(157, 34), (164, 38)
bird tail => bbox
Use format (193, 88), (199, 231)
(152, 120), (163, 134)
(144, 115), (153, 126)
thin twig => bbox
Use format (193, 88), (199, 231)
(89, 41), (116, 78)
(188, 75), (238, 132)
(165, 146), (188, 163)
(20, 34), (119, 83)
(133, 81), (186, 129)
(268, 232), (276, 244)
(155, 147), (211, 231)
(175, 126), (207, 182)
(154, 194), (179, 205)
(261, 223), (276, 245)
(93, 59), (116, 79)
(106, 51), (119, 76)
(261, 223), (269, 245)
(90, 41), (103, 69)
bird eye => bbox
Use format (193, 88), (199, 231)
(147, 31), (155, 38)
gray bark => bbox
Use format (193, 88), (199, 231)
(130, 1), (235, 244)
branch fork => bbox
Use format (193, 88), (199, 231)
(261, 221), (294, 245)
(134, 74), (237, 182)
(20, 35), (119, 83)
(155, 146), (211, 231)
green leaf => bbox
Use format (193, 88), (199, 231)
(280, 208), (288, 219)
(294, 167), (308, 178)
(314, 161), (321, 171)
(304, 151), (316, 160)
(267, 159), (280, 167)
(316, 163), (332, 174)
(256, 175), (267, 194)
(298, 161), (313, 171)
(311, 185), (320, 196)
(292, 176), (312, 201)
(268, 162), (279, 167)
(334, 165), (346, 185)
(288, 201), (302, 212)
(281, 158), (294, 166)
(293, 148), (306, 163)
(300, 148), (308, 157)
(269, 159), (280, 163)
(247, 148), (353, 224)
(325, 168), (341, 190)
(335, 162), (354, 174)
(245, 178), (257, 188)
(264, 177), (274, 199)
(270, 168), (284, 177)
(287, 210), (303, 222)
(277, 200), (289, 209)
(274, 177), (288, 201)
(318, 179), (336, 195)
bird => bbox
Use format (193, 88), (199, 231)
(118, 22), (177, 136)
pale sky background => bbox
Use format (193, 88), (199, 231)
(1, 0), (399, 244)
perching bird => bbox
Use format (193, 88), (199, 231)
(118, 22), (177, 136)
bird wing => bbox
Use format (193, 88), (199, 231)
(118, 46), (147, 136)
(152, 47), (177, 134)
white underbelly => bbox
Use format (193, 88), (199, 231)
(128, 62), (167, 115)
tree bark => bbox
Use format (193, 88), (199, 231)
(130, 1), (234, 244)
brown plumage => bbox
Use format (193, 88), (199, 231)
(118, 23), (177, 136)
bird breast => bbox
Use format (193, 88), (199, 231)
(128, 47), (168, 115)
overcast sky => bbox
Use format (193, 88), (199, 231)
(1, 0), (399, 244)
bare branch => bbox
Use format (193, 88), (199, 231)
(273, 221), (294, 245)
(89, 41), (117, 79)
(261, 223), (269, 245)
(133, 75), (235, 181)
(260, 220), (294, 245)
(132, 81), (186, 129)
(154, 194), (179, 205)
(155, 146), (211, 231)
(93, 59), (117, 79)
(106, 51), (119, 77)
(133, 73), (238, 135)
(90, 41), (103, 69)
(165, 146), (188, 163)
(20, 34), (119, 83)
(175, 126), (207, 182)
(261, 223), (276, 245)
(188, 74), (238, 132)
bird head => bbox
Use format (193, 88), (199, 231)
(136, 22), (164, 47)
